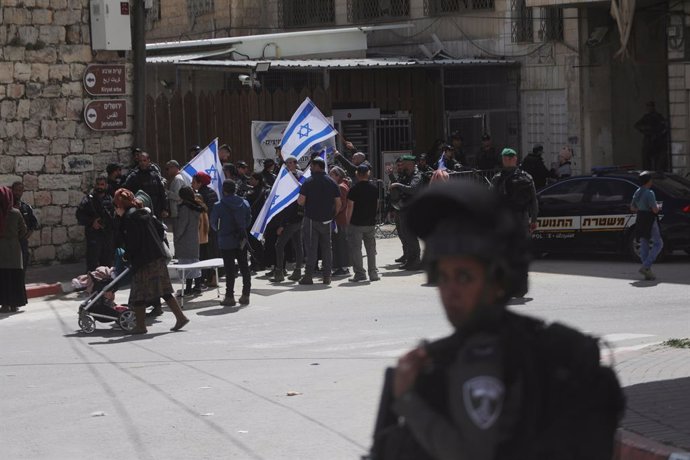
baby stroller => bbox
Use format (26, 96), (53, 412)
(77, 267), (136, 334)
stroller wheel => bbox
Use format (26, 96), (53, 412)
(79, 314), (96, 334)
(118, 310), (136, 332)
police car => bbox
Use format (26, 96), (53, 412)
(532, 169), (690, 259)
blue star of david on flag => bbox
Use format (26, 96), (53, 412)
(297, 123), (313, 139)
(205, 164), (219, 181)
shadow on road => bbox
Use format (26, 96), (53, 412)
(0, 310), (25, 320)
(622, 376), (690, 451)
(87, 331), (172, 345)
(629, 280), (661, 288)
(196, 304), (249, 316)
(381, 269), (424, 278)
(532, 253), (690, 285)
(177, 298), (221, 311)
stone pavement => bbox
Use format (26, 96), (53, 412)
(19, 238), (690, 459)
(615, 346), (690, 460)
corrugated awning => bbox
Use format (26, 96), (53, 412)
(146, 57), (515, 69)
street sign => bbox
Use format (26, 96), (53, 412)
(83, 64), (126, 96)
(84, 99), (127, 131)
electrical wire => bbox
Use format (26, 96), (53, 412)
(449, 16), (550, 58)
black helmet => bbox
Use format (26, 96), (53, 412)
(404, 181), (530, 301)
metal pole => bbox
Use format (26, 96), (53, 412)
(132, 0), (146, 149)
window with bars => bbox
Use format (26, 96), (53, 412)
(511, 0), (533, 43)
(539, 7), (564, 41)
(187, 0), (214, 18)
(347, 0), (410, 23)
(423, 0), (494, 15)
(280, 0), (335, 28)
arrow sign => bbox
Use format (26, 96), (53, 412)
(83, 64), (126, 96)
(84, 99), (127, 131)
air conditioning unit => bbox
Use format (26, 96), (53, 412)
(90, 0), (132, 51)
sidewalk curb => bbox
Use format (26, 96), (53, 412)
(616, 429), (690, 460)
(26, 283), (63, 299)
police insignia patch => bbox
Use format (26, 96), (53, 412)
(463, 376), (505, 429)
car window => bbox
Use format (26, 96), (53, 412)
(587, 179), (636, 203)
(539, 179), (589, 205)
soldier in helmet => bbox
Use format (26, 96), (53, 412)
(367, 181), (624, 460)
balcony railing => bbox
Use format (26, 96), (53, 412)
(347, 0), (410, 23)
(280, 0), (335, 28)
(424, 0), (495, 15)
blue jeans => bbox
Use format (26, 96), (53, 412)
(640, 220), (663, 269)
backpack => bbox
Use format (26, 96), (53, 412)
(366, 312), (625, 460)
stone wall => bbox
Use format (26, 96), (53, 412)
(0, 0), (134, 265)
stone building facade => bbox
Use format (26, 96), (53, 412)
(146, 0), (690, 176)
(1, 0), (134, 265)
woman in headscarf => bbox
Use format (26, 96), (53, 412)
(113, 188), (189, 334)
(0, 186), (28, 313)
(174, 186), (206, 295)
(192, 171), (220, 287)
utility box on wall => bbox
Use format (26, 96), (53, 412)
(90, 0), (132, 51)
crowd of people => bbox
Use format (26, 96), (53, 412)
(1, 132), (575, 321)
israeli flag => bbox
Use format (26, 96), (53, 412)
(437, 154), (447, 171)
(250, 165), (302, 239)
(250, 99), (336, 240)
(281, 97), (337, 162)
(181, 138), (225, 202)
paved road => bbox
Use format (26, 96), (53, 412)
(2, 239), (689, 459)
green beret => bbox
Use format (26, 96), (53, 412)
(501, 148), (517, 157)
(400, 154), (416, 161)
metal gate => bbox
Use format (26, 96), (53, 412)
(337, 113), (412, 179)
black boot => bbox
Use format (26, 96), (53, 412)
(193, 277), (204, 294)
(183, 279), (193, 296)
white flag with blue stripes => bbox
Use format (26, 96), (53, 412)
(280, 97), (337, 162)
(250, 99), (336, 240)
(181, 138), (225, 202)
(250, 164), (302, 240)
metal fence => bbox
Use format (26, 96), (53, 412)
(511, 0), (534, 43)
(424, 0), (494, 15)
(279, 0), (335, 28)
(347, 0), (410, 23)
(539, 7), (564, 42)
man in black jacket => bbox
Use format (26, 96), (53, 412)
(272, 157), (304, 282)
(491, 148), (539, 234)
(76, 175), (115, 271)
(520, 144), (551, 189)
(390, 155), (423, 270)
(124, 152), (169, 218)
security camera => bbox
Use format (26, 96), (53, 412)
(238, 74), (261, 88)
(586, 27), (609, 47)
